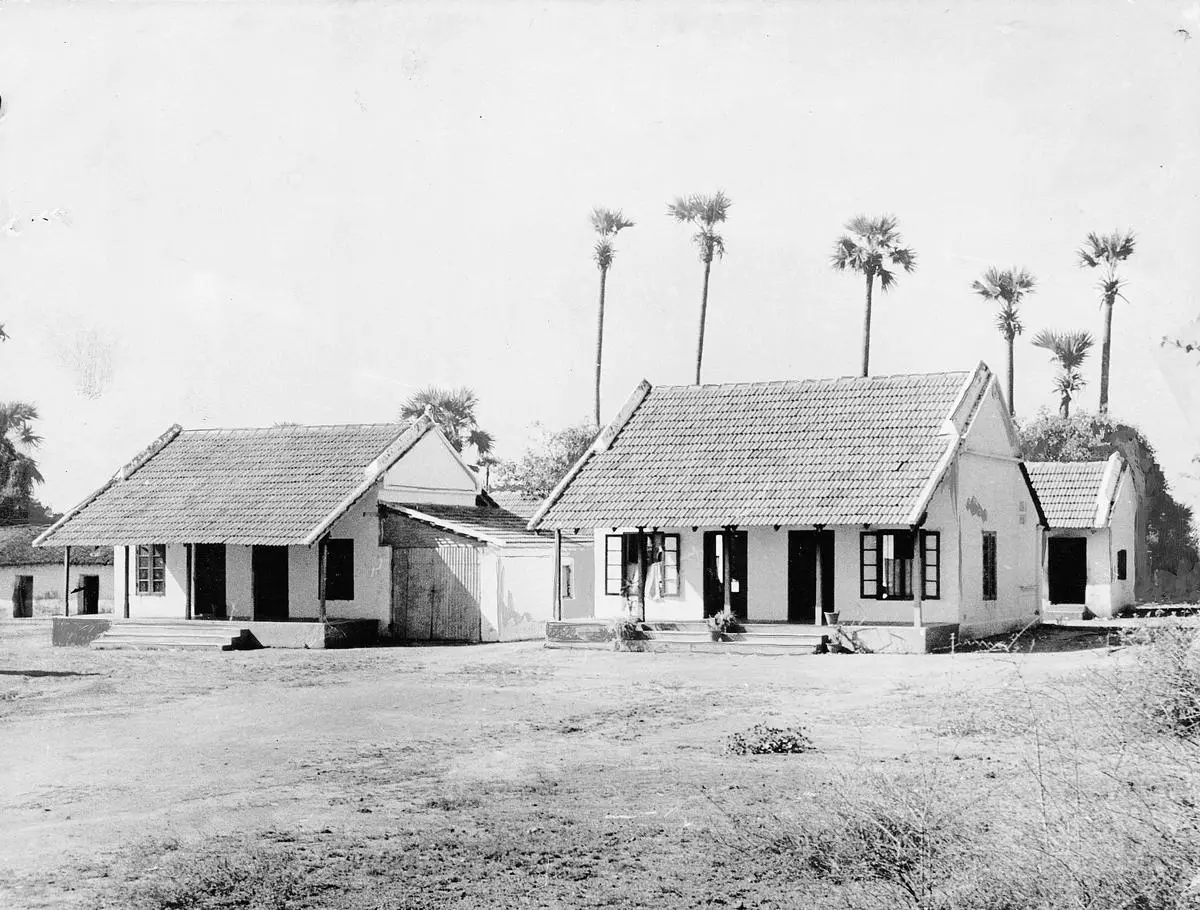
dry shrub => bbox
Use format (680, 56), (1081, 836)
(726, 724), (815, 755)
(130, 841), (330, 910)
(1123, 624), (1200, 739)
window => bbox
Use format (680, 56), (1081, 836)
(861, 531), (939, 600)
(320, 539), (354, 601)
(136, 544), (166, 595)
(982, 532), (997, 601)
(1116, 549), (1127, 581)
(560, 559), (574, 599)
(604, 533), (681, 597)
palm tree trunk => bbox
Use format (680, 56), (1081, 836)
(861, 273), (874, 378)
(1099, 298), (1113, 415)
(1060, 391), (1070, 419)
(1007, 335), (1016, 416)
(694, 257), (712, 385)
(594, 267), (608, 427)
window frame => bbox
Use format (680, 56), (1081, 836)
(604, 532), (682, 598)
(982, 531), (998, 601)
(560, 558), (574, 600)
(320, 538), (355, 602)
(860, 530), (940, 601)
(135, 544), (166, 596)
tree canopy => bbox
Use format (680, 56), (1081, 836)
(490, 422), (597, 500)
(399, 386), (494, 458)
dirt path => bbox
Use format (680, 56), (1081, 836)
(0, 626), (1123, 908)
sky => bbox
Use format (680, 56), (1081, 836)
(1, 0), (1198, 516)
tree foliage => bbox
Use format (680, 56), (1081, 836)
(399, 386), (493, 457)
(666, 191), (731, 264)
(1018, 411), (1199, 582)
(1031, 329), (1094, 417)
(831, 215), (917, 292)
(0, 400), (44, 521)
(490, 422), (597, 500)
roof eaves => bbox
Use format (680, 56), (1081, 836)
(1094, 452), (1125, 529)
(303, 416), (434, 546)
(33, 424), (183, 548)
(1018, 461), (1050, 529)
(528, 379), (652, 530)
(384, 504), (507, 547)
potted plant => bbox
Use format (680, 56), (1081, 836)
(706, 609), (741, 640)
(823, 609), (841, 626)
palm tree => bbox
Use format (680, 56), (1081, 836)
(831, 215), (917, 378)
(0, 401), (43, 520)
(970, 267), (1037, 416)
(1077, 230), (1136, 415)
(399, 386), (493, 458)
(1032, 330), (1094, 418)
(667, 191), (732, 385)
(590, 208), (635, 427)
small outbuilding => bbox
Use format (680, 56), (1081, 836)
(1026, 453), (1137, 619)
(0, 525), (112, 618)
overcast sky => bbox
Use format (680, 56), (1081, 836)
(1, 0), (1198, 515)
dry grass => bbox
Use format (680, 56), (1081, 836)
(0, 622), (1197, 908)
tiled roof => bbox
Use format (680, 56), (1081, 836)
(1024, 460), (1111, 528)
(36, 421), (434, 547)
(534, 370), (977, 529)
(488, 491), (543, 520)
(381, 503), (554, 548)
(0, 525), (112, 566)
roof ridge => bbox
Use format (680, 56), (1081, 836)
(180, 421), (405, 434)
(652, 368), (972, 392)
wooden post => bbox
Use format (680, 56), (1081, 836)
(635, 529), (647, 622)
(185, 544), (193, 621)
(722, 528), (732, 614)
(912, 528), (924, 628)
(813, 526), (825, 622)
(318, 536), (329, 625)
(123, 546), (131, 619)
(62, 546), (71, 617)
(552, 529), (563, 621)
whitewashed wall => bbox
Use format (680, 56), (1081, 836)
(380, 431), (480, 506)
(1107, 471), (1137, 613)
(2, 563), (114, 616)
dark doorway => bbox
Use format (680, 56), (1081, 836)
(252, 545), (289, 620)
(702, 530), (748, 618)
(12, 574), (33, 618)
(1047, 537), (1087, 605)
(194, 544), (227, 619)
(76, 575), (100, 615)
(788, 530), (835, 624)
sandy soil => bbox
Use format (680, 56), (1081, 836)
(0, 622), (1135, 908)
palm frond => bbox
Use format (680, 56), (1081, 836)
(1032, 329), (1094, 370)
(830, 214), (916, 292)
(0, 325), (8, 343)
(467, 428), (494, 456)
(593, 238), (615, 270)
(590, 207), (635, 236)
(1077, 230), (1136, 268)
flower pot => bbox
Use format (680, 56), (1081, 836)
(823, 611), (841, 626)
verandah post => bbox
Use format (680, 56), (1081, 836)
(635, 529), (647, 622)
(123, 546), (130, 619)
(318, 535), (329, 625)
(814, 525), (825, 622)
(552, 529), (563, 622)
(912, 527), (924, 628)
(722, 528), (732, 614)
(62, 546), (71, 617)
(185, 544), (193, 621)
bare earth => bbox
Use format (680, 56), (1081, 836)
(0, 623), (1150, 908)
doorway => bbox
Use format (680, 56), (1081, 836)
(1047, 537), (1087, 605)
(252, 545), (289, 620)
(77, 575), (100, 615)
(787, 530), (835, 624)
(194, 544), (227, 619)
(12, 574), (32, 618)
(702, 530), (747, 618)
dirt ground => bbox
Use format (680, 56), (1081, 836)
(0, 622), (1168, 908)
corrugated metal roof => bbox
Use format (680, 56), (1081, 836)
(1025, 460), (1111, 528)
(36, 420), (435, 547)
(381, 503), (587, 548)
(534, 370), (976, 529)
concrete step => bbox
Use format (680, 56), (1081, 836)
(92, 624), (250, 651)
(632, 639), (824, 656)
(103, 626), (238, 638)
(93, 638), (237, 651)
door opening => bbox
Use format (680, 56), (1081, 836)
(1047, 537), (1087, 605)
(702, 530), (748, 618)
(252, 545), (289, 620)
(194, 544), (228, 619)
(788, 530), (835, 623)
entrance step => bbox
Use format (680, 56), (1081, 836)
(92, 621), (251, 651)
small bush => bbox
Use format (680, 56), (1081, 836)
(707, 610), (742, 634)
(131, 843), (326, 910)
(726, 724), (814, 755)
(1125, 624), (1200, 738)
(607, 613), (643, 641)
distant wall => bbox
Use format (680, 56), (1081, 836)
(2, 563), (114, 617)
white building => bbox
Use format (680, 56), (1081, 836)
(1026, 453), (1137, 619)
(35, 418), (589, 645)
(1, 525), (112, 618)
(531, 363), (1049, 646)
